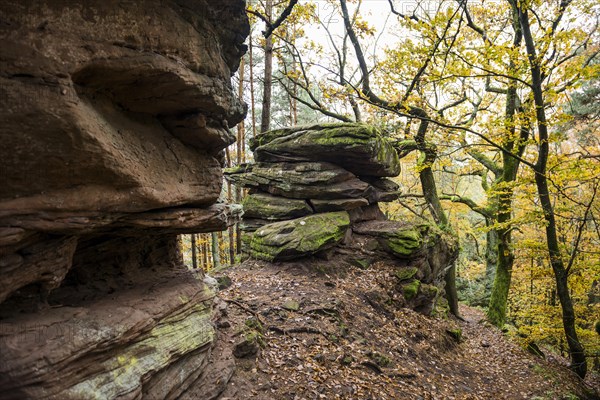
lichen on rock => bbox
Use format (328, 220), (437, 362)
(242, 192), (313, 220)
(251, 123), (401, 177)
(0, 0), (249, 398)
(249, 212), (351, 261)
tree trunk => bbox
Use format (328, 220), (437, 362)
(202, 235), (209, 270)
(519, 5), (587, 378)
(260, 0), (273, 133)
(488, 188), (515, 326)
(228, 226), (236, 264)
(487, 232), (512, 326)
(211, 232), (221, 270)
(484, 222), (498, 281)
(249, 29), (257, 141)
(191, 234), (198, 269)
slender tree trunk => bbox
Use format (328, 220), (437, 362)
(487, 194), (515, 326)
(191, 234), (198, 269)
(518, 5), (587, 378)
(249, 30), (257, 141)
(228, 224), (236, 264)
(202, 235), (209, 270)
(211, 232), (221, 270)
(260, 0), (273, 133)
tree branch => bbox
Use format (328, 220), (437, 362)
(440, 193), (492, 218)
(566, 181), (598, 275)
(264, 0), (299, 38)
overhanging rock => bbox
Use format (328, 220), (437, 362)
(0, 0), (248, 398)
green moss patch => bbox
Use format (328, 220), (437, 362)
(402, 279), (421, 300)
(395, 267), (419, 281)
(250, 212), (350, 261)
(385, 230), (422, 257)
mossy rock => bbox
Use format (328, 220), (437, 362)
(233, 330), (263, 358)
(446, 328), (463, 343)
(244, 317), (264, 333)
(215, 275), (232, 290)
(224, 163), (253, 175)
(349, 256), (373, 270)
(420, 284), (439, 298)
(395, 267), (418, 281)
(368, 351), (393, 367)
(252, 123), (401, 177)
(225, 161), (373, 201)
(432, 296), (449, 318)
(402, 279), (421, 300)
(281, 299), (300, 311)
(341, 354), (354, 365)
(249, 212), (350, 261)
(242, 192), (313, 220)
(385, 230), (422, 257)
(354, 220), (424, 258)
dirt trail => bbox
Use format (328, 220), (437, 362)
(212, 259), (599, 400)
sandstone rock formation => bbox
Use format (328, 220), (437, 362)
(0, 1), (248, 398)
(226, 123), (457, 315)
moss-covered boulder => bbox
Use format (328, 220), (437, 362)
(251, 123), (400, 177)
(249, 212), (350, 261)
(353, 220), (424, 258)
(242, 192), (313, 220)
(386, 230), (423, 257)
(225, 161), (373, 200)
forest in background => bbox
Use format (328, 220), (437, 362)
(180, 0), (600, 378)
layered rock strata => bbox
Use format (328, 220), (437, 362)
(0, 1), (247, 398)
(226, 123), (457, 314)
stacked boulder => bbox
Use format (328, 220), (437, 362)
(226, 123), (457, 314)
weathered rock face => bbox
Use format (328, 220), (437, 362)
(250, 212), (351, 261)
(251, 123), (401, 177)
(227, 123), (457, 316)
(0, 1), (248, 398)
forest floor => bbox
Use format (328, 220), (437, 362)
(210, 258), (600, 400)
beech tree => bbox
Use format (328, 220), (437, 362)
(515, 0), (597, 378)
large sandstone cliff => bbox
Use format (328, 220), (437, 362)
(0, 1), (248, 398)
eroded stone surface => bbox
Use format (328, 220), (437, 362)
(250, 212), (351, 261)
(242, 193), (313, 220)
(226, 161), (373, 200)
(0, 1), (248, 398)
(251, 123), (401, 177)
